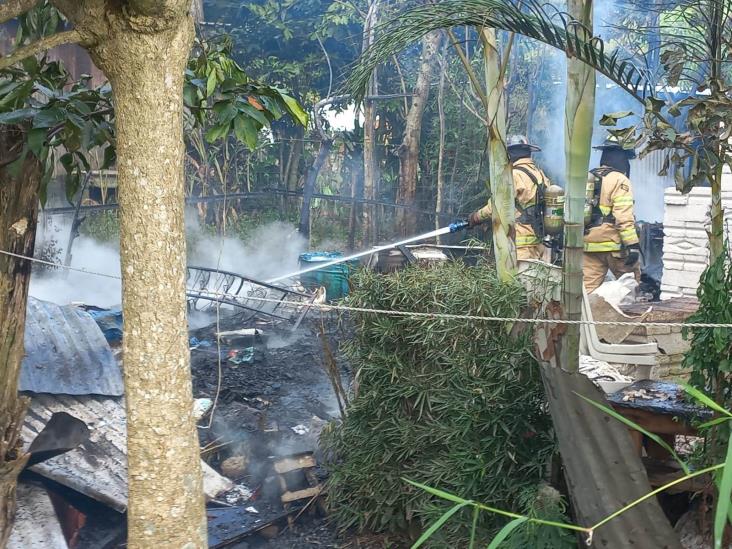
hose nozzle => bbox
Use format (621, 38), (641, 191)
(448, 220), (470, 233)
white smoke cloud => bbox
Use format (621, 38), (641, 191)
(186, 213), (308, 282)
(30, 210), (308, 307)
(30, 215), (122, 307)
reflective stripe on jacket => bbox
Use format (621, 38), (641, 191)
(584, 169), (640, 252)
(476, 158), (549, 248)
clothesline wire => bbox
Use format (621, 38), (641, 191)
(2, 248), (730, 329)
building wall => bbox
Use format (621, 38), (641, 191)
(661, 171), (732, 299)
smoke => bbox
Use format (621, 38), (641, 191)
(531, 44), (567, 184)
(186, 211), (308, 281)
(30, 210), (309, 308)
(30, 215), (122, 307)
(530, 2), (669, 222)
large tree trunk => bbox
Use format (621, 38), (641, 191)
(89, 10), (206, 548)
(0, 127), (41, 546)
(396, 30), (442, 237)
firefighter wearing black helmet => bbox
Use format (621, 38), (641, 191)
(468, 135), (550, 261)
(583, 136), (641, 292)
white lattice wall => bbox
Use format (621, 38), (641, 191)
(661, 173), (732, 299)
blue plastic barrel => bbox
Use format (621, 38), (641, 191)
(298, 252), (358, 301)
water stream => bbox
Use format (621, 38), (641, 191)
(266, 224), (462, 284)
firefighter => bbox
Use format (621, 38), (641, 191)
(468, 135), (550, 261)
(583, 137), (641, 292)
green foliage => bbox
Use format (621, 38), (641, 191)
(682, 241), (732, 407)
(1, 3), (307, 208)
(682, 241), (732, 544)
(186, 35), (308, 151)
(322, 261), (555, 544)
(79, 210), (119, 242)
(500, 486), (574, 549)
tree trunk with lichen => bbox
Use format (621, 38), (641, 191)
(81, 5), (206, 547)
(0, 127), (40, 547)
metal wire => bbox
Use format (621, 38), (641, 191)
(3, 248), (731, 329)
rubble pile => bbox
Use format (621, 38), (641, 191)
(12, 296), (350, 549)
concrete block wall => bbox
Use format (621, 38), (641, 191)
(660, 174), (732, 299)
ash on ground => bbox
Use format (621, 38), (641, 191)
(190, 312), (351, 548)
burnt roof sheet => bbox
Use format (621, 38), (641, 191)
(21, 297), (123, 396)
(23, 394), (129, 512)
(23, 394), (233, 513)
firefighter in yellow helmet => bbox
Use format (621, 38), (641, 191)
(583, 138), (641, 292)
(468, 135), (550, 261)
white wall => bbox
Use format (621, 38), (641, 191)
(661, 171), (732, 299)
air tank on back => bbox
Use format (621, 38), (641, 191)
(543, 184), (565, 236)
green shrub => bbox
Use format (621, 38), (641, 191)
(79, 210), (119, 242)
(322, 260), (555, 544)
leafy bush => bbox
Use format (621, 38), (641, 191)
(79, 210), (119, 242)
(683, 241), (732, 402)
(322, 261), (555, 544)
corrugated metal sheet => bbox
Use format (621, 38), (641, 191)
(630, 149), (674, 223)
(8, 482), (69, 549)
(539, 364), (682, 548)
(21, 297), (123, 396)
(23, 394), (129, 512)
(22, 394), (234, 513)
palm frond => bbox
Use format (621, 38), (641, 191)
(347, 0), (653, 104)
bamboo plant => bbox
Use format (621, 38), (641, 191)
(561, 0), (595, 372)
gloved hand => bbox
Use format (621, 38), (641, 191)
(468, 211), (483, 228)
(624, 245), (641, 266)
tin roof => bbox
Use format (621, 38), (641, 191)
(22, 394), (233, 513)
(23, 394), (129, 512)
(21, 298), (123, 396)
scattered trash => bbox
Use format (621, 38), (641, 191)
(291, 424), (309, 435)
(594, 272), (640, 308)
(245, 506), (259, 514)
(193, 398), (213, 421)
(216, 328), (262, 345)
(202, 461), (235, 500)
(580, 355), (633, 394)
(84, 305), (124, 345)
(228, 347), (255, 365)
(223, 484), (254, 505)
(622, 388), (672, 402)
(189, 337), (213, 349)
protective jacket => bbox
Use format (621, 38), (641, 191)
(584, 167), (639, 252)
(475, 158), (549, 248)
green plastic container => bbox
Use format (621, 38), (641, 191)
(298, 252), (358, 301)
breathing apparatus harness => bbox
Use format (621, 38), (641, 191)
(512, 164), (547, 239)
(585, 166), (618, 233)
